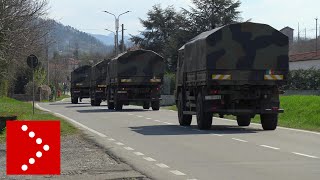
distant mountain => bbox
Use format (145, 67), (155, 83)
(47, 20), (113, 57)
(91, 33), (131, 46)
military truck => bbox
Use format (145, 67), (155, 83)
(90, 59), (110, 106)
(175, 22), (289, 130)
(107, 49), (165, 111)
(71, 65), (91, 104)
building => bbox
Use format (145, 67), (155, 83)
(289, 51), (320, 70)
(280, 27), (294, 44)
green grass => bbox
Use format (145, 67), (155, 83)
(166, 96), (320, 132)
(0, 97), (78, 143)
(42, 94), (70, 102)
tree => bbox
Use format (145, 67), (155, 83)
(184, 0), (241, 33)
(0, 0), (49, 96)
(131, 5), (189, 71)
(131, 1), (242, 72)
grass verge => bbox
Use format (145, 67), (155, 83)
(0, 97), (78, 143)
(166, 95), (320, 132)
(42, 94), (70, 102)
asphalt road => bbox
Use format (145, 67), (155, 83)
(38, 99), (320, 180)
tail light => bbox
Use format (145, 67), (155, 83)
(210, 90), (220, 94)
(272, 107), (279, 111)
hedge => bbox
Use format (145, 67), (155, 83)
(284, 69), (320, 90)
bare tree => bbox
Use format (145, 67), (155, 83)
(0, 0), (50, 95)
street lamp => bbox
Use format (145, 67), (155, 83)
(103, 10), (130, 56)
(105, 29), (117, 54)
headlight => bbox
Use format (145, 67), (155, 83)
(121, 79), (132, 83)
(150, 79), (161, 83)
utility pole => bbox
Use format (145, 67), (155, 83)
(121, 24), (125, 53)
(305, 28), (307, 40)
(298, 23), (300, 42)
(45, 36), (49, 85)
(316, 18), (318, 55)
(103, 10), (130, 56)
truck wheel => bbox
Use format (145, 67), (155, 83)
(261, 114), (278, 130)
(236, 115), (251, 126)
(115, 101), (123, 111)
(71, 97), (78, 104)
(196, 93), (212, 130)
(178, 92), (192, 126)
(95, 99), (101, 106)
(151, 101), (160, 111)
(143, 102), (150, 110)
(108, 101), (115, 110)
(91, 99), (95, 106)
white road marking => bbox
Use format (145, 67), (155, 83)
(292, 152), (319, 159)
(124, 147), (134, 151)
(143, 157), (156, 162)
(260, 145), (280, 150)
(211, 134), (223, 137)
(36, 104), (109, 138)
(213, 117), (320, 136)
(54, 113), (107, 138)
(169, 110), (175, 112)
(232, 138), (248, 143)
(164, 122), (173, 125)
(115, 142), (124, 146)
(137, 116), (144, 118)
(128, 113), (134, 116)
(108, 138), (115, 141)
(134, 152), (144, 156)
(156, 163), (169, 168)
(170, 170), (186, 176)
(154, 120), (161, 122)
(146, 118), (152, 120)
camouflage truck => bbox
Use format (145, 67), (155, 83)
(71, 65), (91, 104)
(107, 49), (165, 111)
(175, 22), (289, 130)
(90, 59), (110, 106)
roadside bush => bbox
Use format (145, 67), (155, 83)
(285, 69), (320, 90)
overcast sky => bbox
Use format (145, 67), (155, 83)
(48, 0), (320, 38)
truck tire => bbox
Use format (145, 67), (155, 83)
(261, 114), (278, 130)
(151, 101), (160, 111)
(71, 97), (78, 104)
(115, 101), (123, 111)
(196, 93), (212, 130)
(108, 101), (115, 110)
(178, 92), (192, 126)
(95, 99), (101, 106)
(143, 102), (150, 110)
(91, 99), (95, 106)
(236, 115), (251, 126)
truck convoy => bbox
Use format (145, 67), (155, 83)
(175, 22), (289, 131)
(70, 22), (288, 131)
(71, 65), (91, 104)
(70, 49), (165, 111)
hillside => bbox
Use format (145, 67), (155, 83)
(91, 33), (132, 46)
(47, 20), (113, 58)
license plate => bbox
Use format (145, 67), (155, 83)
(205, 95), (222, 100)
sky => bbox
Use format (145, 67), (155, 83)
(48, 0), (320, 38)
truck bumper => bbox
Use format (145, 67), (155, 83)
(205, 108), (284, 114)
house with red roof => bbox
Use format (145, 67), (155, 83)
(289, 51), (320, 70)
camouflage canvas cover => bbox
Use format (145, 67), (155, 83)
(179, 22), (289, 82)
(91, 59), (110, 87)
(108, 49), (165, 83)
(71, 65), (91, 88)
